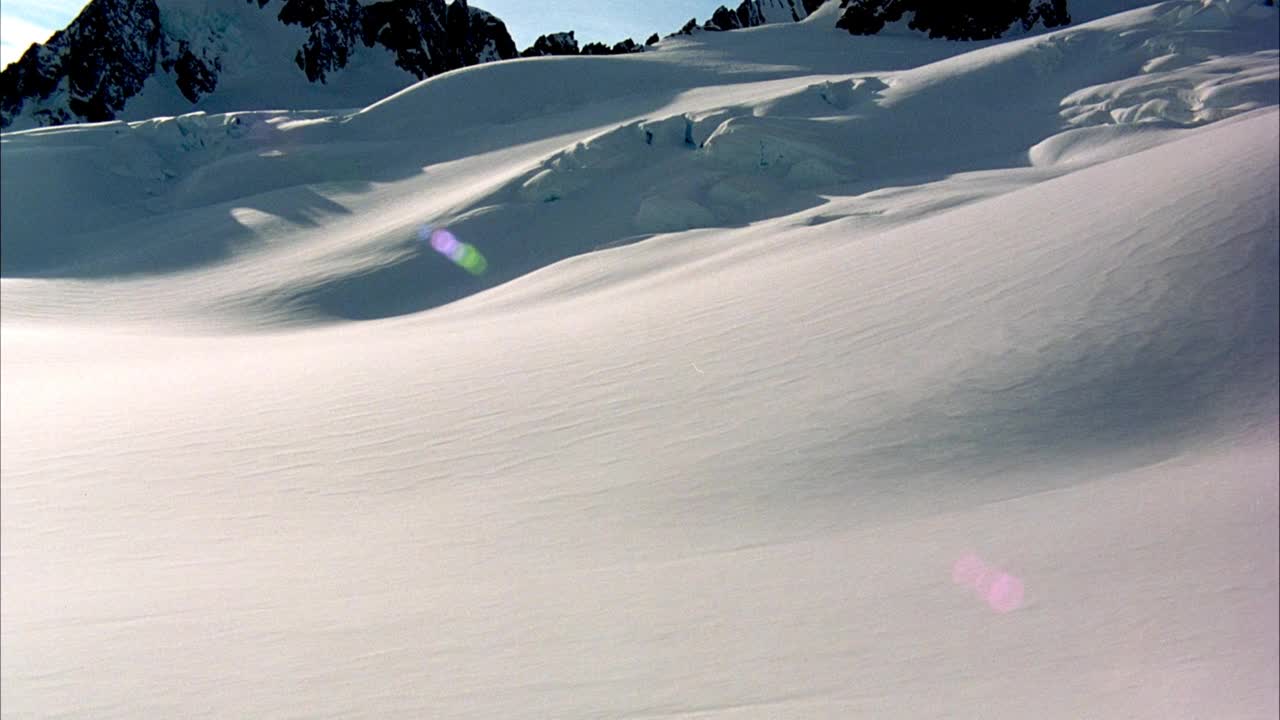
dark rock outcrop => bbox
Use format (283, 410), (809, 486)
(280, 0), (363, 82)
(835, 0), (1070, 40)
(610, 38), (643, 54)
(578, 38), (644, 56)
(706, 5), (748, 31)
(674, 18), (701, 36)
(161, 42), (221, 102)
(705, 0), (808, 31)
(671, 1), (809, 36)
(359, 0), (517, 80)
(520, 31), (579, 57)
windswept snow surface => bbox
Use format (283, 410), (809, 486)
(2, 1), (1278, 718)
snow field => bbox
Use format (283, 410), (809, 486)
(1, 1), (1277, 717)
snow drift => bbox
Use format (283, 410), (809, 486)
(1, 1), (1277, 718)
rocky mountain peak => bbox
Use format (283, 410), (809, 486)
(1, 0), (518, 129)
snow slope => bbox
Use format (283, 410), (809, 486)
(2, 1), (1277, 718)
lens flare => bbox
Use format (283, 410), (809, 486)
(952, 553), (1025, 614)
(420, 226), (488, 276)
(986, 572), (1025, 614)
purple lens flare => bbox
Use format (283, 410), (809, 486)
(430, 228), (461, 256)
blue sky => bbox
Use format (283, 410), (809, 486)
(0, 0), (85, 67)
(1, 1), (732, 68)
(475, 0), (730, 48)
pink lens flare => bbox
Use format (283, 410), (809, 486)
(952, 553), (1025, 614)
(986, 572), (1025, 614)
(952, 553), (985, 586)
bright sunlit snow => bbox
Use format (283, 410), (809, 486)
(2, 1), (1277, 718)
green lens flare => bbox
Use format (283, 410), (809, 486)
(456, 243), (488, 276)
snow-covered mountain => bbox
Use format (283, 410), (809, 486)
(0, 0), (518, 130)
(1, 0), (825, 131)
(1, 0), (1277, 718)
(704, 0), (811, 31)
(0, 0), (1106, 130)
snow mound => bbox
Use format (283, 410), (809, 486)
(1062, 51), (1279, 127)
(4, 0), (1276, 323)
(1, 105), (1276, 720)
(2, 2), (1278, 718)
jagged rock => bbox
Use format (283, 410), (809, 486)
(363, 0), (516, 78)
(645, 33), (660, 46)
(161, 42), (221, 102)
(576, 37), (645, 56)
(673, 18), (701, 36)
(520, 31), (579, 57)
(706, 0), (809, 30)
(706, 6), (746, 31)
(834, 0), (897, 34)
(448, 1), (518, 64)
(610, 38), (643, 54)
(361, 0), (457, 78)
(835, 0), (1071, 40)
(670, 0), (808, 35)
(280, 0), (363, 82)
